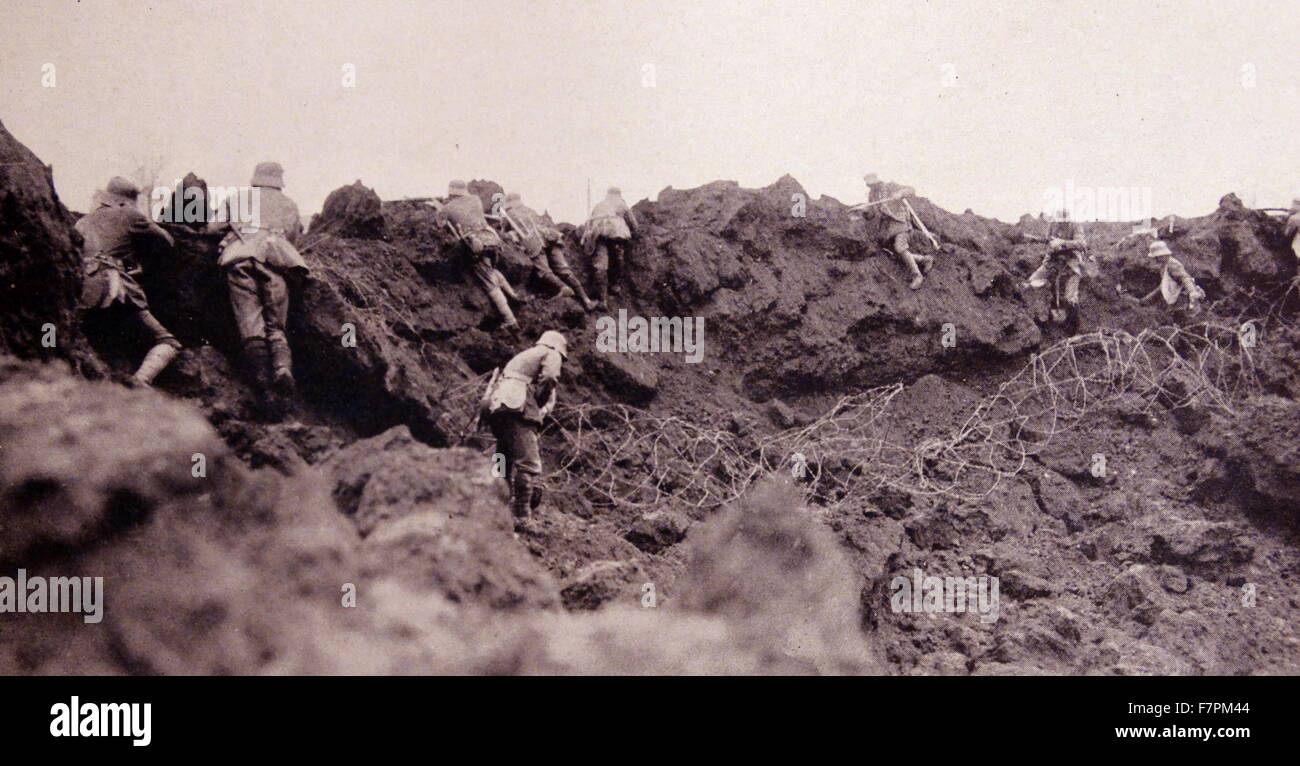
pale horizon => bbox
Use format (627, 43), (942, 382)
(3, 0), (1297, 225)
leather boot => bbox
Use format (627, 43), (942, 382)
(268, 335), (296, 396)
(130, 343), (179, 387)
(510, 471), (532, 519)
(563, 276), (596, 310)
(243, 337), (273, 395)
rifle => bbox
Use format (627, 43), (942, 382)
(901, 197), (941, 250)
(846, 197), (897, 213)
(460, 368), (500, 444)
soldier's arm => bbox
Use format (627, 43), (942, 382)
(533, 353), (562, 404)
(1167, 258), (1195, 290)
(624, 207), (640, 237)
(131, 211), (174, 248)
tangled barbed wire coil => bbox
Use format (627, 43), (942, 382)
(447, 322), (1259, 513)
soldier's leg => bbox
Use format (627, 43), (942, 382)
(892, 233), (924, 289)
(257, 264), (295, 395)
(506, 419), (542, 519)
(472, 256), (518, 327)
(488, 415), (514, 494)
(548, 246), (595, 309)
(608, 240), (625, 294)
(127, 309), (182, 386)
(226, 261), (273, 392)
(592, 240), (611, 307)
(532, 249), (570, 295)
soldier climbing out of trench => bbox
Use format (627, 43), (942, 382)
(207, 161), (309, 412)
(497, 192), (597, 311)
(853, 173), (936, 290)
(581, 187), (639, 308)
(432, 180), (522, 330)
(1136, 239), (1204, 314)
(480, 330), (567, 523)
(1023, 208), (1090, 323)
(76, 176), (184, 387)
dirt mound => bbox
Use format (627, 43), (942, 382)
(310, 180), (387, 240)
(0, 121), (101, 373)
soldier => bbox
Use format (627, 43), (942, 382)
(1024, 208), (1089, 322)
(857, 173), (934, 289)
(76, 176), (182, 387)
(434, 180), (521, 329)
(500, 192), (597, 311)
(1138, 239), (1204, 313)
(208, 161), (309, 404)
(481, 330), (567, 521)
(581, 187), (639, 308)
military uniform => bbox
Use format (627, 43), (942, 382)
(483, 332), (566, 519)
(1143, 240), (1204, 312)
(1158, 255), (1203, 308)
(211, 162), (308, 399)
(76, 178), (182, 386)
(436, 183), (519, 328)
(502, 195), (595, 309)
(582, 189), (639, 306)
(863, 176), (933, 288)
(1027, 218), (1087, 307)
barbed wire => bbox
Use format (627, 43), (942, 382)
(444, 322), (1259, 512)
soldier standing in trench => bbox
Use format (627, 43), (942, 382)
(76, 176), (183, 387)
(1023, 208), (1090, 322)
(480, 330), (567, 522)
(208, 161), (309, 411)
(1137, 239), (1204, 314)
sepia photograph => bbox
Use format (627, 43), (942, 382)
(0, 0), (1293, 748)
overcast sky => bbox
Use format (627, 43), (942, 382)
(2, 0), (1296, 224)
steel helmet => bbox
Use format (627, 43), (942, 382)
(93, 176), (141, 207)
(536, 330), (568, 359)
(1148, 240), (1173, 258)
(250, 161), (285, 190)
